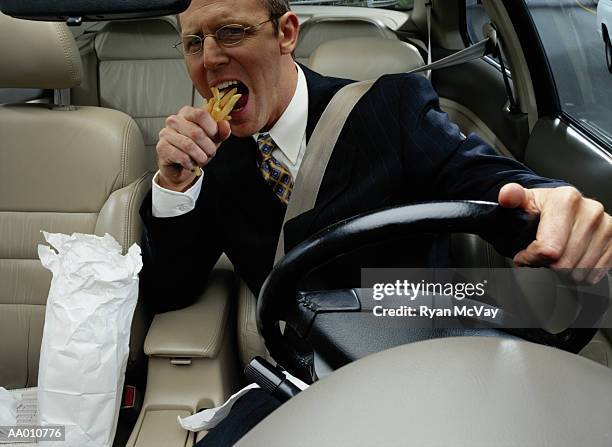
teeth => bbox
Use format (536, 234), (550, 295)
(214, 80), (239, 91)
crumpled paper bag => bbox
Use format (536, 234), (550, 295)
(0, 387), (19, 437)
(178, 371), (309, 431)
(37, 232), (142, 447)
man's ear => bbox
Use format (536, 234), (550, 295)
(278, 12), (299, 55)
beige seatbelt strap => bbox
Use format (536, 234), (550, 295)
(274, 79), (375, 265)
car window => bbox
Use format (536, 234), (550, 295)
(465, 0), (509, 68)
(289, 0), (413, 11)
(524, 0), (612, 146)
(465, 0), (489, 42)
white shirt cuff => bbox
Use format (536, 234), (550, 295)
(151, 171), (203, 218)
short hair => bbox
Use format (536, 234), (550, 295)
(260, 0), (291, 33)
(176, 1), (291, 33)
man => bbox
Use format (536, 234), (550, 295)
(139, 0), (612, 443)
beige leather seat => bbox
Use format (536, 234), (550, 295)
(308, 36), (425, 80)
(0, 13), (150, 390)
(72, 17), (203, 170)
(239, 337), (612, 446)
(296, 16), (399, 66)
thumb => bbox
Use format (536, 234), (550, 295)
(498, 183), (528, 209)
(498, 183), (540, 214)
(215, 119), (232, 145)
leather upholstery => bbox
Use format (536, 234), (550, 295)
(72, 18), (196, 169)
(144, 269), (237, 358)
(0, 16), (149, 389)
(309, 37), (425, 80)
(296, 17), (397, 65)
(239, 337), (612, 447)
(237, 280), (269, 366)
(0, 13), (82, 89)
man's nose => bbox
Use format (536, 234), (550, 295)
(202, 37), (229, 71)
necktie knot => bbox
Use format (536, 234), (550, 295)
(257, 133), (276, 155)
(256, 133), (294, 205)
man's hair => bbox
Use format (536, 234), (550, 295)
(260, 0), (291, 33)
(176, 1), (291, 33)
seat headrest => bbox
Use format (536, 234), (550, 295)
(95, 18), (181, 61)
(309, 37), (425, 81)
(0, 13), (82, 89)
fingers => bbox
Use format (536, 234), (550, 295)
(562, 199), (606, 282)
(512, 186), (611, 285)
(155, 140), (197, 190)
(156, 106), (232, 190)
(159, 128), (210, 170)
(581, 213), (612, 284)
(513, 187), (578, 267)
(217, 119), (231, 144)
(176, 106), (219, 139)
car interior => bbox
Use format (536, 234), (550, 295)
(1, 0), (611, 445)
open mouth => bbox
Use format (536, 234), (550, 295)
(214, 80), (249, 112)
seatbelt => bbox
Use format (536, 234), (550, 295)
(426, 0), (432, 80)
(242, 80), (375, 358)
(273, 79), (375, 264)
(408, 23), (498, 75)
(411, 19), (518, 115)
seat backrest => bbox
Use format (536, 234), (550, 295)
(0, 13), (150, 389)
(72, 18), (199, 170)
(296, 16), (398, 66)
(308, 36), (424, 80)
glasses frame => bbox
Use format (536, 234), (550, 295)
(174, 17), (277, 56)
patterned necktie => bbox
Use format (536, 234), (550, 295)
(256, 133), (294, 205)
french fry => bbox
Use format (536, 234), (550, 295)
(217, 94), (241, 122)
(219, 87), (238, 108)
(193, 88), (242, 176)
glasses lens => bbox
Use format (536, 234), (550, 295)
(216, 25), (245, 45)
(182, 35), (202, 55)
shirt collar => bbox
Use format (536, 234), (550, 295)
(253, 63), (308, 165)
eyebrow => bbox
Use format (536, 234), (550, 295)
(182, 16), (255, 36)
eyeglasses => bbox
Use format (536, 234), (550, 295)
(174, 18), (277, 56)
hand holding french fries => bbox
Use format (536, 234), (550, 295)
(155, 87), (240, 191)
(193, 87), (242, 176)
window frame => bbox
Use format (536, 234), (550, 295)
(462, 0), (612, 156)
(461, 2), (511, 78)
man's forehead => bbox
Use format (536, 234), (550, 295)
(180, 0), (266, 30)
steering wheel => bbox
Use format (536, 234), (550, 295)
(257, 201), (602, 378)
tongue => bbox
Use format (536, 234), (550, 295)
(235, 94), (248, 109)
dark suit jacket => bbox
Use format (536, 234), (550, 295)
(139, 66), (565, 313)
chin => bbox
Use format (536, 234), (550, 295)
(230, 125), (257, 139)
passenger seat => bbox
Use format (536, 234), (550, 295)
(72, 17), (198, 170)
(308, 36), (424, 80)
(296, 16), (399, 66)
(0, 12), (150, 397)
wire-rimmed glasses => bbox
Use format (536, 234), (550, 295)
(173, 18), (276, 55)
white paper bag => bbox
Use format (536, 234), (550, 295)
(0, 387), (19, 438)
(37, 232), (142, 447)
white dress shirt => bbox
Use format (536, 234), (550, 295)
(152, 64), (309, 218)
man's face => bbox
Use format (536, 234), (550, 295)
(179, 0), (298, 137)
